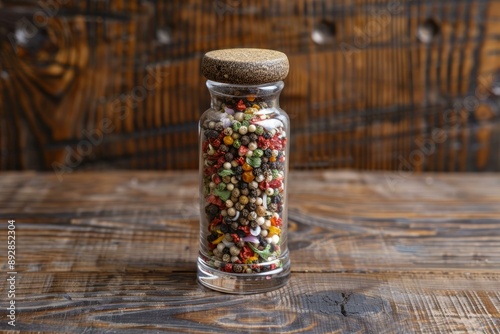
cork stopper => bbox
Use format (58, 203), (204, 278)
(201, 48), (289, 85)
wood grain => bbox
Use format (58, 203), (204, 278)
(0, 171), (499, 332)
(1, 1), (500, 172)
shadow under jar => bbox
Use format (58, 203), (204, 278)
(197, 49), (291, 294)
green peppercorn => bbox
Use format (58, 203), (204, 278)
(253, 149), (263, 158)
(255, 126), (264, 135)
(232, 121), (241, 132)
(232, 139), (241, 149)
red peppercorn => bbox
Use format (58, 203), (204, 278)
(258, 137), (270, 149)
(212, 175), (222, 184)
(211, 138), (221, 148)
(238, 225), (250, 235)
(238, 145), (249, 156)
(236, 157), (245, 165)
(203, 167), (215, 177)
(206, 195), (223, 207)
(208, 216), (222, 231)
(236, 99), (246, 111)
(240, 246), (254, 260)
(216, 156), (226, 167)
(270, 136), (283, 150)
(231, 233), (240, 243)
(224, 263), (233, 272)
(259, 181), (269, 191)
(269, 180), (282, 188)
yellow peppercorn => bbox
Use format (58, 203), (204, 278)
(223, 135), (234, 146)
(245, 107), (258, 114)
(242, 163), (253, 171)
(269, 156), (277, 162)
(242, 171), (255, 183)
(268, 226), (281, 237)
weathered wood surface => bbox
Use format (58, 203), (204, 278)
(0, 171), (499, 333)
(1, 0), (500, 172)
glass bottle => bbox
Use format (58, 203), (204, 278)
(197, 49), (290, 294)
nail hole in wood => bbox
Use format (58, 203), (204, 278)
(417, 18), (440, 44)
(311, 20), (336, 45)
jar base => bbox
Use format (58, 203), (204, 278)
(197, 256), (291, 294)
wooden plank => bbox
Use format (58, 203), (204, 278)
(0, 171), (499, 274)
(0, 271), (499, 333)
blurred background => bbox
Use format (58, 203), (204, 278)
(1, 0), (499, 173)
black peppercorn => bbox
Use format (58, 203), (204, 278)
(264, 148), (272, 157)
(240, 135), (250, 146)
(204, 129), (219, 138)
(242, 209), (249, 218)
(207, 233), (218, 243)
(225, 152), (234, 161)
(220, 224), (229, 233)
(237, 230), (246, 238)
(229, 146), (238, 156)
(205, 204), (220, 216)
(249, 133), (258, 141)
(219, 144), (229, 152)
(247, 203), (256, 211)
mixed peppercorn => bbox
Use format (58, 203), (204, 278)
(200, 94), (287, 274)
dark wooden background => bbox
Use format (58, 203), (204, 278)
(1, 0), (500, 172)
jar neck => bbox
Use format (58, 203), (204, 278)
(206, 80), (284, 110)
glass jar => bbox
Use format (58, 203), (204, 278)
(197, 49), (290, 294)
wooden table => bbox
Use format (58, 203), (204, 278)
(1, 171), (499, 333)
